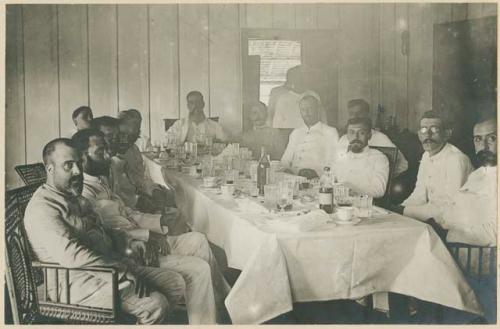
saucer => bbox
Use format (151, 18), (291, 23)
(330, 213), (362, 226)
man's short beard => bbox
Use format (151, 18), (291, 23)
(477, 149), (497, 167)
(86, 157), (110, 177)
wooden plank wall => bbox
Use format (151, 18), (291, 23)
(5, 3), (497, 189)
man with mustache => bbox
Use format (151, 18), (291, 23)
(110, 110), (176, 213)
(74, 129), (229, 324)
(399, 111), (474, 222)
(280, 94), (339, 177)
(336, 99), (408, 176)
(331, 117), (389, 198)
(439, 117), (497, 246)
(24, 138), (184, 324)
(165, 91), (228, 144)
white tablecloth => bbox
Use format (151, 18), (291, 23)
(144, 156), (483, 324)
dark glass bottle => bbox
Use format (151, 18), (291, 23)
(257, 147), (270, 195)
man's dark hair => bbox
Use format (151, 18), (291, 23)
(71, 128), (105, 154)
(72, 106), (93, 121)
(347, 99), (370, 114)
(186, 90), (204, 100)
(347, 117), (372, 131)
(42, 138), (75, 166)
(91, 116), (119, 130)
(421, 110), (450, 129)
(118, 109), (142, 123)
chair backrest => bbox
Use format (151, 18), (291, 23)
(369, 146), (398, 204)
(5, 184), (42, 324)
(15, 163), (47, 186)
(447, 242), (497, 280)
(164, 117), (220, 131)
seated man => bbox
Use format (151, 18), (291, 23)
(280, 94), (339, 177)
(118, 109), (152, 152)
(166, 91), (229, 144)
(440, 117), (497, 246)
(68, 106), (93, 136)
(111, 110), (175, 212)
(331, 117), (389, 198)
(398, 111), (473, 222)
(240, 101), (289, 160)
(24, 138), (185, 324)
(91, 116), (121, 157)
(73, 129), (230, 324)
(337, 99), (408, 176)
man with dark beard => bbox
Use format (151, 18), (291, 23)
(330, 117), (389, 197)
(75, 129), (230, 324)
(399, 111), (473, 222)
(23, 138), (182, 324)
(165, 91), (228, 144)
(439, 117), (497, 246)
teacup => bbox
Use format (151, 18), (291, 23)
(203, 176), (217, 188)
(337, 206), (355, 221)
(221, 184), (235, 197)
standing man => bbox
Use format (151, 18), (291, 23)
(337, 99), (408, 176)
(24, 138), (185, 324)
(270, 65), (323, 129)
(396, 111), (474, 222)
(280, 94), (339, 177)
(166, 91), (229, 144)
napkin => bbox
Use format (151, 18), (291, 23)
(264, 209), (332, 233)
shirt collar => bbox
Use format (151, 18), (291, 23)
(424, 142), (450, 161)
(303, 121), (322, 132)
(83, 172), (103, 183)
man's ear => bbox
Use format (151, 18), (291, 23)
(46, 163), (54, 175)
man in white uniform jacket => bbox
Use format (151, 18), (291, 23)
(280, 94), (339, 177)
(73, 129), (229, 324)
(337, 99), (408, 176)
(166, 91), (229, 144)
(332, 117), (389, 198)
(440, 117), (497, 246)
(399, 110), (474, 222)
(24, 138), (184, 324)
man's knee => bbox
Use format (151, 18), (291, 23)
(183, 232), (211, 260)
(124, 291), (169, 324)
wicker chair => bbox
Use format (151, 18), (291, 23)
(369, 146), (399, 207)
(436, 242), (497, 324)
(14, 163), (47, 186)
(5, 184), (122, 324)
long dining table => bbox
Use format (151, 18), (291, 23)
(144, 155), (483, 324)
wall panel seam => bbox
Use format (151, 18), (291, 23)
(56, 5), (61, 137)
(21, 5), (27, 164)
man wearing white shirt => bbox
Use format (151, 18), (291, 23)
(440, 117), (497, 246)
(399, 111), (474, 222)
(166, 91), (228, 144)
(337, 99), (408, 176)
(332, 117), (389, 198)
(280, 94), (339, 177)
(73, 129), (230, 324)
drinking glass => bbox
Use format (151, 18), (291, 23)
(264, 184), (279, 208)
(277, 181), (293, 211)
(357, 194), (373, 218)
(333, 184), (351, 206)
